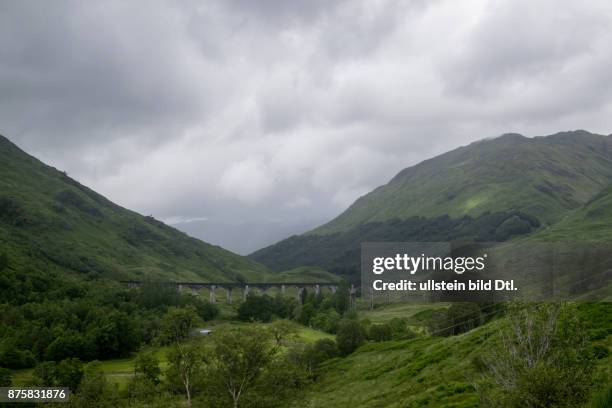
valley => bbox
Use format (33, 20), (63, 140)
(1, 130), (611, 407)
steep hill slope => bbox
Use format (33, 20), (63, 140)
(315, 130), (612, 235)
(0, 134), (270, 283)
(251, 130), (612, 277)
(529, 186), (612, 242)
(293, 303), (611, 408)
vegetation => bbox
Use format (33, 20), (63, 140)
(311, 130), (612, 234)
(1, 131), (611, 407)
(251, 211), (540, 279)
(477, 303), (595, 407)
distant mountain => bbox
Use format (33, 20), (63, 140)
(0, 134), (271, 283)
(172, 218), (321, 255)
(251, 130), (612, 279)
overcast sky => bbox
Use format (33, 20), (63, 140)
(2, 0), (612, 252)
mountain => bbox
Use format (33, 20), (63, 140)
(171, 218), (321, 255)
(0, 134), (271, 284)
(251, 130), (612, 278)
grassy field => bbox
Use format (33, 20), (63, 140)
(359, 302), (448, 325)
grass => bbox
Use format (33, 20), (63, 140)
(359, 302), (448, 325)
(295, 302), (612, 408)
(312, 131), (612, 235)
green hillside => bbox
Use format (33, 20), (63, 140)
(0, 134), (271, 284)
(296, 302), (611, 408)
(251, 131), (612, 279)
(530, 187), (612, 242)
(316, 130), (612, 235)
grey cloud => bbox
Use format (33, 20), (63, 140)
(1, 0), (612, 253)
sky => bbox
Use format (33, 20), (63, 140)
(2, 0), (612, 254)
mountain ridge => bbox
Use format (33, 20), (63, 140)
(311, 130), (612, 235)
(251, 130), (612, 278)
(0, 134), (272, 284)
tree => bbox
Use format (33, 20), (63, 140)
(33, 361), (56, 386)
(269, 320), (297, 346)
(311, 308), (341, 333)
(160, 306), (200, 344)
(134, 349), (161, 384)
(478, 303), (594, 408)
(55, 358), (84, 391)
(211, 328), (278, 408)
(0, 253), (7, 272)
(166, 342), (205, 408)
(293, 303), (316, 326)
(336, 319), (366, 356)
(291, 338), (338, 379)
(0, 367), (10, 386)
(332, 280), (350, 313)
(71, 362), (116, 408)
(237, 294), (273, 322)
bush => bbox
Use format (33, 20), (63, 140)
(336, 319), (366, 356)
(368, 324), (393, 342)
(0, 367), (11, 386)
(428, 303), (482, 336)
(72, 362), (117, 408)
(590, 385), (612, 408)
(389, 317), (416, 340)
(293, 303), (316, 326)
(134, 350), (161, 384)
(479, 303), (594, 408)
(0, 346), (36, 369)
(33, 358), (83, 391)
(55, 358), (84, 391)
(237, 294), (274, 322)
(311, 308), (341, 333)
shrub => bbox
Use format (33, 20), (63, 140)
(368, 324), (393, 342)
(479, 303), (594, 408)
(336, 319), (366, 356)
(134, 350), (161, 384)
(0, 367), (10, 386)
(238, 294), (274, 322)
(590, 385), (612, 408)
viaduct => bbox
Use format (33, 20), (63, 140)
(121, 280), (358, 306)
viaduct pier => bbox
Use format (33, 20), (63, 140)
(120, 280), (351, 305)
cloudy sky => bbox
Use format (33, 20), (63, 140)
(2, 0), (612, 253)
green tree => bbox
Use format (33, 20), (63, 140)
(479, 303), (594, 408)
(0, 253), (7, 272)
(0, 367), (11, 386)
(291, 338), (339, 379)
(336, 319), (365, 356)
(33, 361), (56, 386)
(134, 349), (161, 384)
(210, 328), (278, 408)
(72, 362), (115, 408)
(293, 303), (316, 326)
(237, 294), (273, 322)
(166, 342), (205, 408)
(160, 306), (200, 344)
(55, 358), (84, 391)
(332, 280), (350, 313)
(269, 320), (297, 346)
(311, 308), (341, 333)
